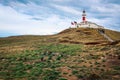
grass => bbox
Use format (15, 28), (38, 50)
(38, 43), (83, 55)
(59, 78), (67, 80)
(0, 28), (120, 80)
(112, 66), (120, 70)
(72, 70), (79, 75)
(0, 43), (119, 80)
(43, 69), (60, 80)
(0, 43), (83, 80)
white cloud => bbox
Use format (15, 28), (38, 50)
(0, 0), (120, 37)
(51, 0), (72, 3)
(51, 4), (81, 15)
(0, 4), (71, 35)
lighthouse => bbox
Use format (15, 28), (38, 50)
(82, 10), (86, 23)
(70, 10), (104, 29)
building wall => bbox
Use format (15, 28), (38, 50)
(78, 22), (103, 28)
(70, 21), (104, 29)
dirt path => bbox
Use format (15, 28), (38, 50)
(98, 30), (114, 42)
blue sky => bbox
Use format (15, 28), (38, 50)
(0, 0), (120, 37)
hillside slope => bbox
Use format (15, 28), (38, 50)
(56, 28), (120, 44)
(0, 28), (120, 45)
(0, 28), (120, 54)
(0, 28), (120, 80)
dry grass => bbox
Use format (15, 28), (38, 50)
(57, 28), (120, 44)
(0, 28), (120, 80)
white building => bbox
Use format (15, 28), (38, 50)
(77, 21), (104, 29)
(71, 10), (104, 29)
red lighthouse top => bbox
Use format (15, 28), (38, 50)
(82, 10), (86, 23)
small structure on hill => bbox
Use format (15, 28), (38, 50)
(71, 10), (104, 29)
(82, 10), (86, 24)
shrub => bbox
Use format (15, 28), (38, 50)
(43, 69), (60, 80)
(48, 55), (52, 60)
(94, 62), (100, 65)
(95, 67), (99, 70)
(25, 64), (32, 70)
(89, 61), (92, 64)
(56, 56), (61, 60)
(78, 59), (84, 63)
(63, 72), (68, 74)
(88, 74), (101, 80)
(76, 74), (84, 78)
(59, 77), (67, 80)
(112, 66), (120, 70)
(102, 59), (106, 62)
(90, 65), (93, 67)
(29, 68), (42, 77)
(101, 68), (104, 71)
(102, 65), (106, 67)
(28, 76), (37, 80)
(72, 70), (78, 75)
(85, 55), (99, 60)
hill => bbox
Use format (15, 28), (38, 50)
(57, 28), (120, 44)
(0, 28), (120, 80)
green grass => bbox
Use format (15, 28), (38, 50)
(59, 77), (68, 80)
(43, 69), (60, 80)
(38, 43), (83, 55)
(0, 33), (120, 80)
(112, 66), (120, 70)
(0, 43), (83, 80)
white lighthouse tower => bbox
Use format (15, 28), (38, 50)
(82, 10), (86, 23)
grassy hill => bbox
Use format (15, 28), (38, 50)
(57, 28), (120, 44)
(0, 28), (120, 80)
